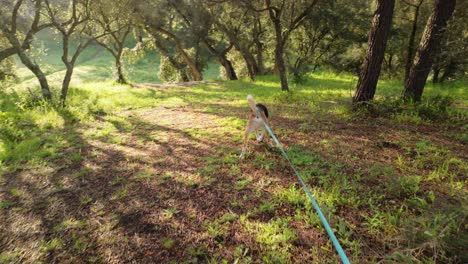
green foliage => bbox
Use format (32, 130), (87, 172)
(40, 238), (64, 253)
(242, 217), (296, 263)
(1, 58), (466, 263)
(162, 238), (175, 249)
(158, 55), (184, 83)
(277, 186), (307, 208)
(354, 95), (464, 123)
(224, 49), (250, 79)
(0, 56), (16, 81)
(158, 47), (207, 82)
(387, 176), (422, 199)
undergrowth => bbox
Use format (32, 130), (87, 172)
(1, 72), (467, 263)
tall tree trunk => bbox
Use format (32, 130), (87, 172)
(61, 65), (73, 107)
(353, 0), (395, 104)
(267, 6), (289, 91)
(404, 1), (423, 82)
(403, 0), (456, 101)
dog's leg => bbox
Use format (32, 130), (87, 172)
(261, 112), (274, 147)
(257, 128), (265, 142)
(256, 128), (264, 142)
(240, 116), (255, 159)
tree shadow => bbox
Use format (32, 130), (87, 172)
(0, 93), (284, 262)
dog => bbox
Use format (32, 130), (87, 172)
(239, 95), (273, 159)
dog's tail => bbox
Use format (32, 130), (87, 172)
(247, 94), (257, 113)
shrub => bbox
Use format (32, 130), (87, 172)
(353, 95), (461, 123)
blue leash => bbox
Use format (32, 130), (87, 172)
(258, 110), (350, 264)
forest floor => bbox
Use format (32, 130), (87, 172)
(1, 75), (467, 263)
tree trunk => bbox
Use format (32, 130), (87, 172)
(404, 1), (423, 82)
(353, 0), (395, 104)
(275, 41), (288, 91)
(432, 67), (440, 83)
(60, 65), (73, 107)
(116, 59), (126, 84)
(202, 39), (237, 80)
(440, 61), (456, 83)
(254, 39), (265, 75)
(233, 42), (258, 81)
(157, 28), (202, 81)
(115, 52), (126, 84)
(151, 32), (190, 82)
(215, 22), (258, 80)
(176, 45), (202, 81)
(388, 53), (394, 74)
(203, 42), (237, 80)
(253, 14), (265, 75)
(3, 31), (51, 100)
(17, 50), (51, 100)
(403, 0), (456, 101)
(267, 8), (289, 91)
(0, 47), (17, 63)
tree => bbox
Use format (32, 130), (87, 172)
(431, 0), (467, 83)
(44, 0), (108, 106)
(134, 0), (203, 82)
(208, 2), (260, 80)
(352, 0), (395, 104)
(403, 0), (456, 101)
(148, 29), (191, 82)
(92, 0), (133, 84)
(0, 0), (52, 99)
(168, 0), (238, 80)
(246, 0), (321, 91)
(402, 0), (425, 82)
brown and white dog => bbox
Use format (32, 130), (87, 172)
(239, 95), (273, 159)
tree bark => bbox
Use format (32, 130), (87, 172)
(254, 39), (265, 75)
(61, 65), (73, 107)
(404, 0), (424, 82)
(0, 47), (17, 63)
(266, 2), (289, 91)
(116, 53), (126, 84)
(3, 32), (52, 100)
(253, 13), (265, 75)
(403, 0), (456, 101)
(157, 27), (202, 81)
(18, 50), (52, 100)
(353, 0), (395, 104)
(202, 39), (237, 80)
(440, 61), (456, 83)
(150, 31), (190, 82)
(0, 0), (52, 100)
(432, 67), (440, 83)
(214, 21), (258, 80)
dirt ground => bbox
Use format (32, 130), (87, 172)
(1, 86), (466, 263)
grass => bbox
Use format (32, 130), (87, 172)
(0, 29), (467, 263)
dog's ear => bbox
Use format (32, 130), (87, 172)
(247, 94), (257, 113)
